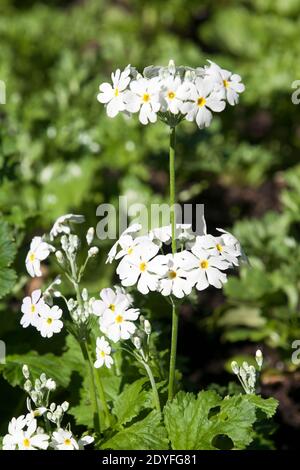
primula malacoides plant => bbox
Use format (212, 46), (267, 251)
(3, 60), (278, 451)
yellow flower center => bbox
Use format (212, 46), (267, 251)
(127, 247), (133, 255)
(100, 351), (106, 358)
(216, 243), (223, 252)
(142, 93), (150, 102)
(23, 438), (30, 448)
(197, 97), (206, 107)
(223, 79), (229, 88)
(46, 317), (53, 325)
(168, 270), (177, 279)
(109, 304), (115, 312)
(31, 304), (36, 313)
(114, 88), (119, 97)
(139, 262), (147, 272)
(64, 438), (72, 446)
(115, 314), (123, 324)
(200, 259), (209, 269)
(29, 252), (35, 262)
(168, 91), (175, 99)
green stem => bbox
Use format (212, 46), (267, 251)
(87, 347), (112, 428)
(79, 341), (101, 433)
(142, 361), (161, 414)
(168, 126), (179, 401)
(69, 256), (102, 433)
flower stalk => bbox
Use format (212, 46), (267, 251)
(168, 125), (179, 401)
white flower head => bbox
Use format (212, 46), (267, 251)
(182, 77), (226, 128)
(153, 253), (193, 299)
(20, 289), (45, 328)
(25, 237), (53, 277)
(94, 336), (114, 369)
(196, 233), (241, 267)
(205, 61), (245, 106)
(92, 286), (131, 317)
(49, 214), (85, 241)
(117, 248), (165, 295)
(97, 65), (132, 118)
(100, 305), (140, 342)
(3, 417), (49, 450)
(181, 239), (229, 291)
(51, 429), (79, 450)
(160, 76), (190, 114)
(127, 77), (161, 125)
(37, 304), (63, 338)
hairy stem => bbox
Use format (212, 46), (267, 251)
(142, 361), (161, 414)
(168, 126), (179, 401)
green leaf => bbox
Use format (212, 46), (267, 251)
(101, 411), (168, 450)
(0, 220), (17, 299)
(245, 395), (278, 418)
(164, 391), (257, 450)
(0, 351), (75, 388)
(113, 378), (149, 427)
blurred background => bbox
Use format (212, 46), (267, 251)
(1, 0), (300, 449)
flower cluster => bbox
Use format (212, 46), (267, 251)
(231, 350), (263, 394)
(107, 220), (242, 298)
(97, 60), (245, 128)
(2, 365), (93, 450)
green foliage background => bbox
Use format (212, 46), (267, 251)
(0, 0), (300, 449)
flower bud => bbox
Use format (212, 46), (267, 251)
(88, 247), (99, 257)
(46, 378), (56, 391)
(133, 336), (142, 350)
(144, 319), (151, 335)
(255, 349), (263, 369)
(24, 379), (32, 392)
(55, 250), (64, 264)
(86, 227), (95, 246)
(231, 361), (239, 375)
(22, 364), (30, 379)
(82, 288), (88, 302)
(61, 401), (69, 412)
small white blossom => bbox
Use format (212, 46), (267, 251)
(127, 77), (161, 125)
(160, 76), (189, 114)
(51, 429), (79, 450)
(97, 65), (131, 118)
(106, 223), (142, 263)
(206, 61), (245, 106)
(20, 289), (45, 328)
(94, 336), (114, 369)
(3, 417), (49, 450)
(182, 78), (226, 128)
(92, 286), (131, 317)
(100, 305), (140, 342)
(37, 304), (63, 338)
(25, 237), (52, 277)
(152, 253), (192, 298)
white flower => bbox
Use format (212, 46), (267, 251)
(196, 233), (240, 266)
(181, 240), (229, 290)
(97, 65), (131, 118)
(152, 253), (192, 298)
(92, 287), (131, 317)
(94, 336), (114, 369)
(100, 305), (140, 342)
(117, 250), (165, 295)
(37, 304), (63, 338)
(20, 289), (45, 328)
(78, 435), (94, 450)
(106, 223), (142, 263)
(205, 61), (245, 106)
(51, 429), (79, 450)
(25, 237), (52, 277)
(160, 76), (189, 114)
(115, 234), (157, 263)
(49, 214), (85, 241)
(127, 77), (161, 125)
(182, 77), (226, 128)
(3, 417), (49, 450)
